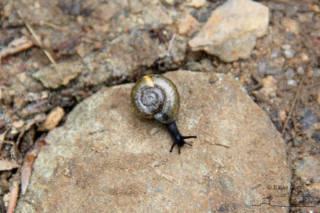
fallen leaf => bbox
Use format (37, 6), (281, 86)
(7, 181), (19, 213)
(0, 36), (34, 59)
(21, 135), (49, 195)
(0, 160), (20, 171)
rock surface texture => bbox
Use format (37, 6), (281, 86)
(16, 71), (290, 212)
(189, 0), (269, 62)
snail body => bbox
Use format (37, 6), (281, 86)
(131, 75), (197, 153)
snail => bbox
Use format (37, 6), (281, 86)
(131, 75), (197, 154)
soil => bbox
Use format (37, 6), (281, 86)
(0, 0), (319, 212)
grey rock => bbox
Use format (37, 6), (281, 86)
(283, 49), (295, 59)
(281, 44), (291, 50)
(287, 79), (297, 86)
(293, 139), (302, 147)
(16, 71), (290, 212)
(295, 156), (320, 182)
(297, 67), (305, 76)
(314, 68), (320, 77)
(285, 68), (295, 79)
(299, 108), (319, 131)
(188, 0), (269, 62)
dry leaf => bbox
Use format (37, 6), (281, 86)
(0, 36), (34, 59)
(7, 181), (19, 213)
(21, 135), (49, 195)
(0, 160), (20, 171)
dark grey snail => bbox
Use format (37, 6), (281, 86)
(131, 75), (197, 154)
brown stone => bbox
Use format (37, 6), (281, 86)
(178, 13), (198, 36)
(16, 71), (290, 212)
(38, 107), (65, 131)
(281, 17), (299, 35)
(32, 62), (82, 89)
(188, 0), (269, 62)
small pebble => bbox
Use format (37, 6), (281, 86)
(188, 0), (206, 8)
(284, 49), (295, 59)
(297, 67), (305, 76)
(300, 53), (309, 62)
(41, 91), (49, 100)
(285, 32), (294, 40)
(258, 62), (266, 75)
(10, 128), (19, 136)
(38, 106), (65, 131)
(279, 109), (286, 121)
(260, 76), (277, 98)
(165, 0), (174, 5)
(293, 139), (302, 147)
(271, 52), (278, 58)
(311, 4), (320, 13)
(17, 73), (27, 83)
(313, 68), (320, 77)
(306, 70), (313, 78)
(3, 193), (10, 208)
(287, 79), (297, 86)
(282, 44), (291, 50)
(12, 120), (25, 128)
(285, 68), (295, 79)
(313, 123), (320, 129)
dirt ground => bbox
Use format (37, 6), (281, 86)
(0, 0), (319, 212)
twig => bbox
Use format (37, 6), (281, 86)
(16, 10), (62, 78)
(281, 76), (306, 135)
(0, 128), (10, 151)
(247, 83), (263, 93)
(0, 86), (4, 100)
(167, 33), (176, 57)
(53, 32), (83, 51)
(42, 22), (63, 30)
(211, 143), (230, 148)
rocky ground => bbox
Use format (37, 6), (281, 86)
(0, 0), (319, 212)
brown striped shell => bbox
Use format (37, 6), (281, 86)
(131, 75), (180, 124)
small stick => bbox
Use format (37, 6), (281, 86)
(0, 86), (4, 99)
(167, 33), (176, 56)
(53, 32), (83, 51)
(281, 76), (306, 135)
(247, 83), (263, 93)
(0, 128), (10, 151)
(212, 143), (230, 148)
(41, 22), (63, 30)
(16, 10), (62, 78)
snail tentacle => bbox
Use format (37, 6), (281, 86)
(165, 122), (197, 154)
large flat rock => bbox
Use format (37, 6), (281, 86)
(16, 71), (290, 212)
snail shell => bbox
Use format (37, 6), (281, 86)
(131, 75), (196, 154)
(131, 75), (179, 123)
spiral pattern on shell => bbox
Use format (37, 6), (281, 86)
(131, 75), (180, 124)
